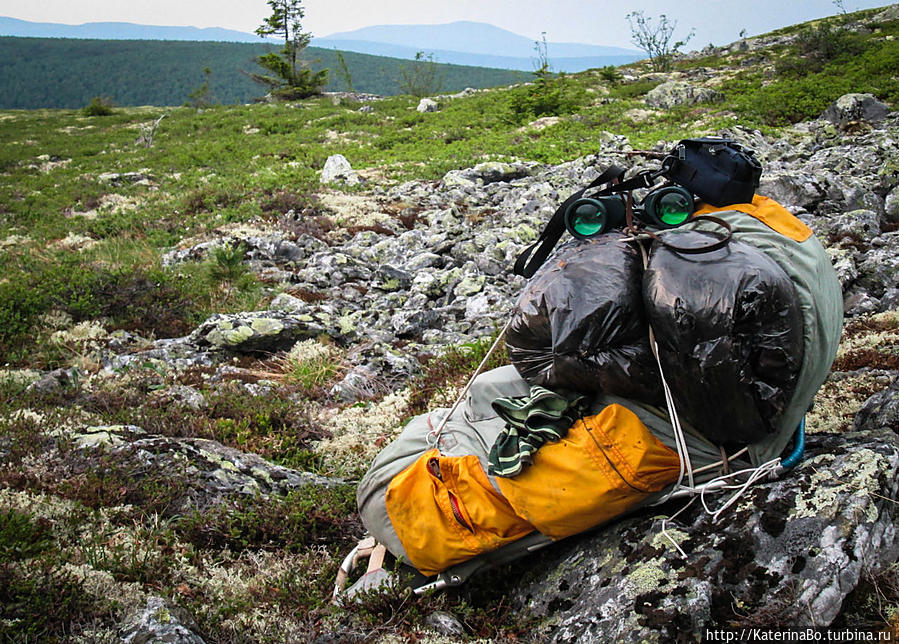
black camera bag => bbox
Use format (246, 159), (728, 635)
(660, 138), (762, 207)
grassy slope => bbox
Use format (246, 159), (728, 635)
(2, 5), (899, 642)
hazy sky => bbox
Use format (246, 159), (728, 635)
(1, 0), (893, 49)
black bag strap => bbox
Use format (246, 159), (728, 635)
(514, 165), (659, 278)
(637, 214), (734, 255)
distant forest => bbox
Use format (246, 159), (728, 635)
(0, 37), (532, 109)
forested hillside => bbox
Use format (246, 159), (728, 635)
(0, 37), (531, 109)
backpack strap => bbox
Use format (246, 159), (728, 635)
(514, 165), (638, 278)
(628, 214), (734, 255)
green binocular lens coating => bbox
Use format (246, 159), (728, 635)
(642, 186), (694, 228)
(657, 191), (692, 225)
(565, 196), (626, 239)
(569, 203), (605, 237)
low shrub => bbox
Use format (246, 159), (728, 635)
(0, 261), (212, 364)
(0, 508), (53, 563)
(608, 79), (663, 99)
(56, 449), (192, 518)
(736, 74), (855, 125)
(406, 331), (508, 416)
(507, 73), (588, 123)
(82, 96), (115, 116)
(0, 558), (103, 642)
(178, 484), (360, 552)
(598, 65), (623, 83)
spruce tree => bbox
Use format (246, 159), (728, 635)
(253, 0), (327, 99)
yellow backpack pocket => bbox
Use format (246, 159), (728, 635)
(496, 404), (681, 540)
(385, 449), (534, 576)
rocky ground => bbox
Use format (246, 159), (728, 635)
(4, 25), (899, 640)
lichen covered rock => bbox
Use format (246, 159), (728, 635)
(510, 431), (899, 642)
(121, 596), (206, 644)
(191, 309), (352, 353)
(822, 93), (890, 126)
(320, 154), (361, 186)
(66, 425), (336, 513)
(644, 81), (724, 109)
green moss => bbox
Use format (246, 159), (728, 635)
(0, 508), (53, 563)
(177, 483), (359, 552)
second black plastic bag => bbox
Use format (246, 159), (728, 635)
(643, 230), (805, 444)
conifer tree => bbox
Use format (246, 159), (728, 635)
(253, 0), (327, 99)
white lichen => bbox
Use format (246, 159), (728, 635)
(315, 389), (412, 474)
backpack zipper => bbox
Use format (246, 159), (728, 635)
(428, 457), (473, 532)
(448, 492), (473, 532)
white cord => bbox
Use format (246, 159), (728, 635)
(700, 458), (782, 523)
(635, 238), (694, 502)
(427, 318), (513, 451)
(660, 496), (696, 559)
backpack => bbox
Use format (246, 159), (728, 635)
(338, 194), (843, 598)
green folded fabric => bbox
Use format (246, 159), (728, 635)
(488, 385), (586, 478)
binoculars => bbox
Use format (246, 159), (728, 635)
(564, 185), (695, 239)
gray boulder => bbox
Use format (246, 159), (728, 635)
(822, 93), (890, 126)
(26, 367), (80, 394)
(885, 185), (899, 224)
(814, 209), (882, 244)
(321, 154), (361, 186)
(757, 171), (827, 210)
(854, 379), (899, 432)
(190, 309), (349, 352)
(510, 431), (899, 642)
(844, 287), (881, 316)
(98, 171), (153, 186)
(441, 161), (533, 189)
(103, 337), (218, 375)
(120, 596), (205, 644)
(70, 425), (335, 513)
(416, 98), (439, 113)
(644, 81), (724, 109)
(857, 234), (899, 298)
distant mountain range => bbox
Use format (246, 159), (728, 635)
(312, 21), (643, 72)
(0, 16), (259, 42)
(0, 16), (642, 72)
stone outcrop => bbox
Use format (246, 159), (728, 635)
(66, 424), (335, 514)
(121, 596), (206, 644)
(416, 98), (439, 113)
(644, 81), (724, 109)
(822, 93), (890, 126)
(320, 154), (361, 186)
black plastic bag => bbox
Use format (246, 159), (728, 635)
(507, 235), (663, 404)
(643, 230), (804, 444)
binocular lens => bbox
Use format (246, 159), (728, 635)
(569, 202), (606, 238)
(656, 191), (693, 226)
(640, 185), (694, 228)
